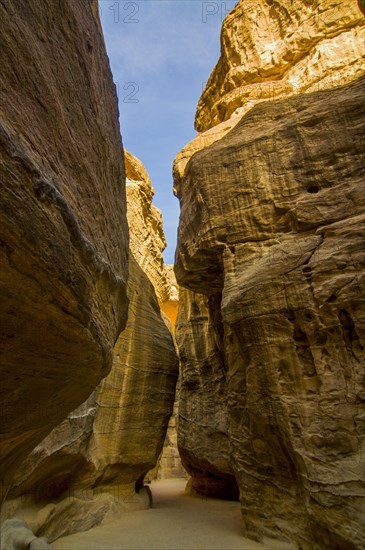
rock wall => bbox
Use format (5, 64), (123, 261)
(125, 151), (176, 314)
(175, 75), (365, 550)
(160, 265), (179, 333)
(196, 0), (365, 133)
(174, 4), (365, 546)
(2, 152), (179, 541)
(148, 377), (187, 481)
(0, 0), (129, 503)
(176, 289), (237, 497)
(174, 0), (365, 183)
(125, 154), (182, 480)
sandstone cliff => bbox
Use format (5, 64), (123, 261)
(174, 0), (365, 182)
(2, 152), (179, 541)
(174, 3), (365, 546)
(125, 152), (181, 479)
(0, 0), (129, 503)
(175, 75), (365, 550)
(176, 289), (238, 498)
(125, 151), (178, 322)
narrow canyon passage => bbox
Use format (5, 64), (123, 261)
(1, 2), (364, 550)
(52, 479), (295, 550)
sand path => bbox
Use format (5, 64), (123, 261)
(53, 479), (295, 550)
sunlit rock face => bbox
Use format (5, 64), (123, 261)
(85, 254), (179, 492)
(0, 0), (129, 503)
(196, 0), (365, 132)
(160, 265), (179, 332)
(124, 156), (182, 478)
(125, 151), (177, 319)
(125, 150), (167, 299)
(174, 0), (365, 183)
(3, 153), (179, 541)
(124, 157), (182, 479)
(174, 69), (365, 550)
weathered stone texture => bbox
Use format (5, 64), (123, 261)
(123, 158), (182, 479)
(1, 0), (178, 540)
(86, 255), (178, 490)
(148, 377), (188, 481)
(0, 0), (129, 502)
(125, 151), (174, 308)
(174, 0), (365, 183)
(175, 76), (365, 550)
(176, 289), (238, 499)
(197, 0), (365, 133)
(2, 254), (178, 541)
(3, 190), (179, 540)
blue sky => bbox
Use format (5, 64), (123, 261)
(99, 0), (238, 263)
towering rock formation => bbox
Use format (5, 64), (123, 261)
(125, 151), (178, 329)
(174, 2), (365, 549)
(175, 0), (365, 181)
(196, 0), (365, 133)
(125, 151), (167, 300)
(0, 0), (129, 503)
(0, 0), (178, 542)
(2, 152), (179, 541)
(125, 152), (182, 479)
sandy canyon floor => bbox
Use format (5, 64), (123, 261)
(53, 479), (296, 550)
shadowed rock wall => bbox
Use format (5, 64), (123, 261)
(175, 74), (365, 550)
(1, 151), (179, 541)
(176, 288), (238, 498)
(0, 0), (129, 503)
(0, 0), (179, 542)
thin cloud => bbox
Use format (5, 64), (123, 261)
(99, 0), (238, 262)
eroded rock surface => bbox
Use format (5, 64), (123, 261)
(125, 151), (174, 308)
(175, 75), (365, 550)
(2, 153), (179, 541)
(124, 156), (182, 477)
(196, 0), (365, 133)
(174, 0), (365, 183)
(0, 519), (51, 550)
(0, 0), (129, 502)
(176, 289), (238, 499)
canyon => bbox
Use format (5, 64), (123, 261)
(1, 1), (364, 550)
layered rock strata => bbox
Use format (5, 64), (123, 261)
(175, 74), (365, 550)
(125, 153), (182, 478)
(0, 0), (129, 503)
(160, 264), (179, 333)
(2, 153), (179, 541)
(174, 0), (365, 182)
(125, 151), (176, 315)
